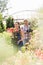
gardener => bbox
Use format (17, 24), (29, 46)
(12, 22), (24, 47)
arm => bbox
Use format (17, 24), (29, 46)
(20, 29), (24, 41)
(17, 29), (24, 44)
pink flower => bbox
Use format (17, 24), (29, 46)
(39, 53), (43, 60)
(35, 49), (41, 57)
(35, 49), (43, 60)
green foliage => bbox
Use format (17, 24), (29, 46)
(30, 18), (38, 30)
(0, 32), (15, 64)
(0, 13), (3, 21)
(3, 32), (12, 45)
(6, 17), (14, 29)
(21, 44), (35, 53)
(0, 21), (5, 33)
(21, 46), (26, 53)
(0, 13), (5, 33)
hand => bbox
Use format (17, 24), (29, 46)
(17, 40), (22, 44)
(17, 40), (20, 44)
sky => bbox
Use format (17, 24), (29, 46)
(3, 0), (43, 18)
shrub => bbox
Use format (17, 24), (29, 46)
(6, 17), (14, 29)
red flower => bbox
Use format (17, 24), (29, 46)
(7, 28), (14, 33)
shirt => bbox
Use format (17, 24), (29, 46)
(21, 25), (30, 39)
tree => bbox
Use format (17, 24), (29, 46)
(0, 0), (8, 13)
(0, 13), (5, 32)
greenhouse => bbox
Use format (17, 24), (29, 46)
(0, 0), (43, 65)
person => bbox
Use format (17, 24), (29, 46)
(12, 22), (24, 47)
(21, 19), (31, 45)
